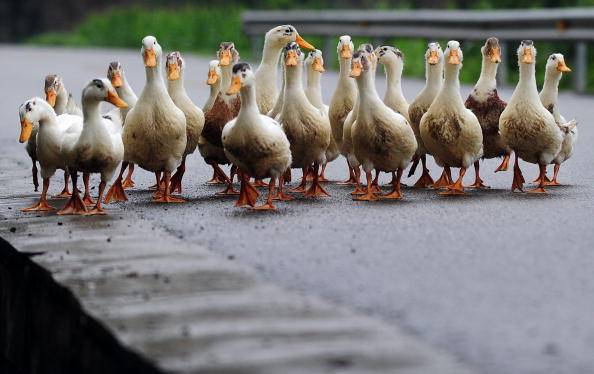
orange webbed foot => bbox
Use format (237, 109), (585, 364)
(105, 178), (128, 204)
(353, 191), (379, 201)
(305, 182), (330, 198)
(21, 200), (55, 212)
(252, 202), (277, 211)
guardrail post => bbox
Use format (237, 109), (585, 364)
(498, 40), (508, 86)
(323, 36), (335, 67)
(574, 41), (587, 94)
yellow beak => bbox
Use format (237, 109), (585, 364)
(219, 50), (232, 66)
(295, 34), (315, 50)
(111, 72), (123, 88)
(144, 48), (157, 68)
(448, 49), (461, 65)
(19, 118), (33, 143)
(106, 89), (128, 108)
(522, 48), (533, 64)
(428, 50), (439, 65)
(312, 57), (325, 72)
(489, 47), (501, 63)
(349, 61), (362, 78)
(227, 76), (241, 95)
(285, 50), (298, 66)
(167, 62), (180, 81)
(340, 44), (352, 59)
(207, 69), (219, 85)
(45, 89), (57, 107)
(557, 60), (571, 72)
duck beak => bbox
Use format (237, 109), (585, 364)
(349, 61), (362, 78)
(111, 72), (123, 88)
(144, 48), (157, 67)
(312, 57), (325, 72)
(489, 47), (501, 63)
(557, 60), (571, 72)
(227, 76), (241, 95)
(428, 50), (439, 65)
(19, 118), (33, 143)
(340, 44), (352, 59)
(285, 50), (298, 66)
(522, 48), (533, 64)
(45, 89), (57, 107)
(207, 69), (219, 85)
(448, 49), (461, 65)
(167, 62), (180, 81)
(106, 89), (128, 108)
(295, 34), (315, 50)
(219, 50), (232, 66)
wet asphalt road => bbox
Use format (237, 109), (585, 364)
(2, 45), (594, 374)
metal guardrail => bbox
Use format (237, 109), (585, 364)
(242, 8), (594, 92)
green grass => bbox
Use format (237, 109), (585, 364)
(27, 5), (589, 91)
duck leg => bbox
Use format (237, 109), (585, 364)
(273, 172), (294, 201)
(253, 178), (269, 187)
(440, 167), (466, 195)
(282, 168), (292, 184)
(337, 160), (357, 185)
(371, 169), (382, 194)
(413, 155), (434, 188)
(253, 177), (277, 211)
(468, 160), (489, 189)
(87, 181), (107, 215)
(511, 153), (525, 192)
(153, 171), (185, 203)
(291, 167), (309, 193)
(433, 166), (452, 189)
(82, 172), (95, 205)
(382, 169), (403, 199)
(305, 163), (330, 197)
(350, 166), (366, 195)
(354, 170), (378, 201)
(32, 159), (39, 192)
(215, 167), (240, 196)
(57, 171), (87, 215)
(207, 164), (227, 184)
(546, 164), (561, 186)
(528, 164), (548, 194)
(104, 169), (129, 204)
(54, 171), (72, 198)
(532, 169), (551, 183)
(495, 153), (510, 173)
(149, 171), (163, 190)
(235, 171), (259, 207)
(170, 156), (186, 194)
(318, 162), (330, 183)
(22, 177), (54, 212)
(122, 163), (135, 188)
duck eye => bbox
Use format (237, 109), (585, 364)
(551, 56), (556, 60)
(242, 73), (246, 78)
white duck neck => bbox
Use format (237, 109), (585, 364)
(81, 95), (102, 126)
(424, 61), (443, 96)
(475, 56), (498, 94)
(204, 80), (221, 112)
(38, 105), (60, 130)
(55, 84), (69, 114)
(167, 71), (187, 97)
(145, 56), (166, 90)
(440, 63), (464, 108)
(541, 69), (561, 102)
(356, 68), (382, 107)
(261, 39), (283, 69)
(517, 61), (540, 101)
(383, 58), (406, 101)
(237, 83), (260, 123)
(306, 68), (324, 110)
(221, 65), (233, 92)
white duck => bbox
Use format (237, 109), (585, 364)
(255, 25), (314, 114)
(18, 98), (82, 212)
(59, 79), (128, 215)
(122, 36), (187, 203)
(304, 49), (337, 182)
(166, 51), (205, 193)
(222, 63), (292, 210)
(500, 40), (563, 193)
(420, 41), (483, 195)
(539, 53), (576, 186)
(464, 37), (509, 188)
(408, 42), (444, 188)
(350, 49), (417, 201)
(279, 42), (331, 197)
(329, 35), (358, 184)
(376, 46), (409, 121)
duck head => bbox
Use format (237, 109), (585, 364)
(349, 50), (373, 78)
(357, 43), (377, 70)
(546, 53), (571, 73)
(445, 41), (463, 66)
(305, 49), (325, 73)
(218, 42), (240, 67)
(18, 98), (45, 143)
(107, 61), (125, 88)
(166, 51), (184, 81)
(82, 78), (127, 108)
(227, 62), (254, 95)
(518, 40), (536, 65)
(265, 25), (314, 50)
(44, 74), (62, 108)
(337, 35), (354, 59)
(141, 35), (162, 68)
(283, 42), (304, 68)
(207, 60), (222, 86)
(482, 37), (501, 64)
(425, 42), (443, 65)
(375, 45), (404, 67)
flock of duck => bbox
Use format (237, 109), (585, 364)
(17, 25), (578, 214)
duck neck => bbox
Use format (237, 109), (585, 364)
(38, 106), (60, 130)
(383, 59), (405, 101)
(306, 69), (324, 109)
(167, 72), (187, 98)
(518, 62), (539, 99)
(204, 81), (221, 112)
(424, 61), (443, 96)
(237, 83), (260, 122)
(145, 59), (166, 90)
(221, 65), (233, 92)
(541, 69), (561, 103)
(441, 63), (464, 107)
(285, 63), (304, 92)
(55, 84), (69, 114)
(356, 69), (381, 108)
(81, 96), (102, 127)
(261, 39), (283, 69)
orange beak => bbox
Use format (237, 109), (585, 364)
(489, 47), (501, 63)
(522, 48), (533, 64)
(285, 50), (298, 66)
(227, 76), (241, 95)
(340, 44), (352, 59)
(144, 48), (157, 67)
(105, 89), (128, 108)
(167, 62), (180, 81)
(557, 60), (571, 72)
(428, 50), (439, 65)
(448, 49), (461, 65)
(312, 57), (325, 72)
(111, 72), (123, 88)
(19, 118), (33, 143)
(45, 89), (57, 107)
(349, 61), (362, 78)
(219, 50), (232, 66)
(207, 69), (219, 85)
(295, 34), (315, 50)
